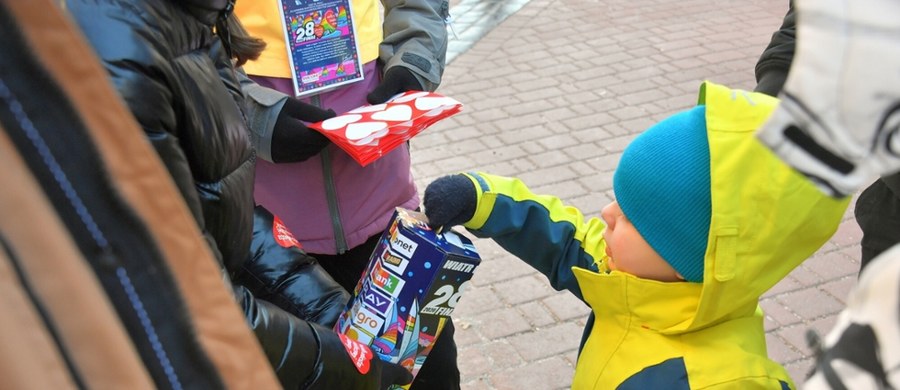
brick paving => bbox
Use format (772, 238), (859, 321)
(410, 0), (863, 388)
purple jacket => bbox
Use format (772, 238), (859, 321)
(250, 62), (419, 255)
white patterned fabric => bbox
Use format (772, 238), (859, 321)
(757, 0), (900, 197)
(805, 244), (900, 389)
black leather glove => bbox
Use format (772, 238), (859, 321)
(366, 66), (422, 104)
(271, 97), (336, 163)
(307, 322), (413, 390)
(423, 174), (477, 230)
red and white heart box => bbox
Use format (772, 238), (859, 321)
(309, 91), (463, 166)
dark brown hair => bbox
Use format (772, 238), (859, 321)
(227, 14), (266, 67)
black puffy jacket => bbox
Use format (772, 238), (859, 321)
(66, 0), (352, 387)
(69, 0), (255, 269)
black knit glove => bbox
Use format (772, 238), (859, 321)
(366, 66), (422, 104)
(271, 97), (336, 163)
(306, 322), (413, 390)
(423, 174), (477, 230)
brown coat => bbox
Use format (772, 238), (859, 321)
(0, 1), (280, 388)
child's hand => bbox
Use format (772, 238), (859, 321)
(423, 174), (477, 231)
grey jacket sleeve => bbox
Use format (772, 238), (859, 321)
(237, 69), (288, 163)
(380, 0), (450, 91)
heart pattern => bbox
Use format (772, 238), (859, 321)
(415, 96), (459, 110)
(321, 114), (363, 130)
(371, 105), (413, 121)
(309, 91), (462, 166)
(346, 122), (388, 141)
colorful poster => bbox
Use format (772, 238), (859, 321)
(278, 0), (363, 96)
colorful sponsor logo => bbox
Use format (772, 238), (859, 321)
(380, 246), (409, 274)
(442, 259), (476, 273)
(345, 322), (376, 345)
(272, 215), (301, 248)
(351, 305), (385, 339)
(362, 281), (393, 315)
(389, 228), (417, 258)
(370, 261), (404, 294)
(387, 220), (399, 239)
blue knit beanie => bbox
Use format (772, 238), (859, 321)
(612, 105), (710, 283)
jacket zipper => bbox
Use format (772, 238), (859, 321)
(312, 94), (347, 254)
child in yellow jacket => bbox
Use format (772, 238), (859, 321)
(423, 81), (850, 389)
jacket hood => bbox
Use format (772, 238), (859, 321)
(666, 81), (850, 333)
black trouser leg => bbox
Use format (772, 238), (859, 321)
(854, 177), (900, 271)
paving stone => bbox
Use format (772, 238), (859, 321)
(518, 166), (579, 187)
(805, 251), (861, 281)
(760, 298), (803, 329)
(569, 193), (613, 218)
(617, 117), (659, 135)
(542, 293), (591, 322)
(508, 322), (585, 361)
(535, 134), (582, 152)
(516, 301), (556, 328)
(471, 307), (533, 340)
(819, 277), (858, 306)
(776, 287), (847, 320)
(471, 144), (529, 166)
(466, 249), (535, 287)
(489, 357), (574, 390)
(775, 324), (815, 359)
(600, 134), (637, 153)
(461, 376), (493, 390)
(531, 180), (590, 201)
(454, 283), (505, 317)
(832, 219), (864, 246)
(791, 264), (825, 285)
(766, 333), (803, 364)
(485, 340), (526, 369)
(838, 245), (863, 265)
(493, 275), (559, 306)
(784, 359), (815, 389)
(458, 345), (493, 377)
(570, 127), (615, 145)
(453, 318), (485, 348)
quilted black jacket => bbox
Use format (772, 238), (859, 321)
(66, 0), (351, 387)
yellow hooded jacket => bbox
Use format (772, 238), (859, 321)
(457, 82), (850, 389)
